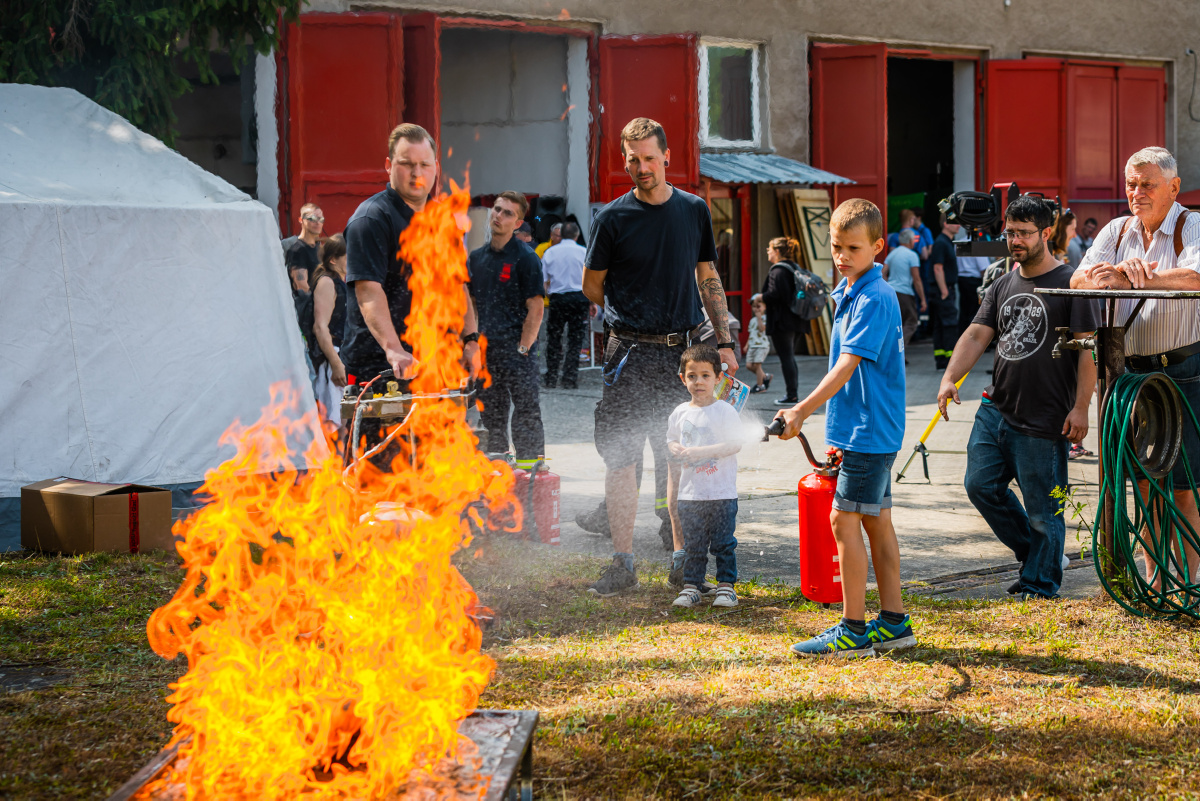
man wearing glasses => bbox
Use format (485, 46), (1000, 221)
(935, 195), (1100, 600)
(282, 203), (323, 294)
(341, 124), (481, 455)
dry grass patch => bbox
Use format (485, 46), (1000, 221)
(1, 541), (1198, 799)
(463, 539), (1200, 799)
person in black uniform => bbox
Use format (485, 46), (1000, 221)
(341, 123), (480, 460)
(582, 117), (739, 597)
(468, 191), (546, 465)
(929, 214), (961, 369)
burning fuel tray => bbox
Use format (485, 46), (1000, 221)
(107, 709), (538, 801)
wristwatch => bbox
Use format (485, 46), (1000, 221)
(518, 344), (530, 356)
(716, 341), (736, 351)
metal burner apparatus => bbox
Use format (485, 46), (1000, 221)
(108, 710), (538, 801)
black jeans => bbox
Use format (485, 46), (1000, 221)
(544, 291), (590, 386)
(929, 284), (959, 363)
(478, 351), (545, 461)
(957, 276), (982, 337)
(770, 331), (799, 399)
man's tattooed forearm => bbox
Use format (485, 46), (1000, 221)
(699, 276), (731, 342)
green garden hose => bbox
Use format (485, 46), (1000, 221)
(1096, 372), (1200, 620)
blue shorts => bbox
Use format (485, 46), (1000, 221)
(832, 450), (897, 517)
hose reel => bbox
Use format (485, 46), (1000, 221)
(1125, 372), (1184, 479)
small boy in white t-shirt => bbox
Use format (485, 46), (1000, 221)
(667, 344), (744, 609)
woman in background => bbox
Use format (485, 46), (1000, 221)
(1049, 210), (1077, 263)
(310, 233), (348, 432)
(755, 237), (807, 406)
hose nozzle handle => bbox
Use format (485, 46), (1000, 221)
(763, 418), (823, 468)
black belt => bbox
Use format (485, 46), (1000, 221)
(1126, 341), (1200, 370)
(611, 329), (689, 347)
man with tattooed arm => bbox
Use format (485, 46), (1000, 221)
(582, 117), (740, 597)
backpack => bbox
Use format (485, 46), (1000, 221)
(786, 262), (830, 321)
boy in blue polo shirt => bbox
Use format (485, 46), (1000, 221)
(773, 198), (914, 657)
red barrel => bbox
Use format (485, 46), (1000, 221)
(797, 470), (842, 603)
(513, 466), (561, 546)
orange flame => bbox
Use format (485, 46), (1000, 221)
(146, 184), (515, 798)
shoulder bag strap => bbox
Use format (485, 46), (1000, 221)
(1175, 209), (1192, 258)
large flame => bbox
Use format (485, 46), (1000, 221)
(146, 184), (514, 798)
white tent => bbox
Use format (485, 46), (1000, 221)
(0, 84), (325, 550)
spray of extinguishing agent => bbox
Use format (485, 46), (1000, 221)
(763, 419), (844, 605)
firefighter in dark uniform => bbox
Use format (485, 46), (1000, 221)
(468, 191), (546, 466)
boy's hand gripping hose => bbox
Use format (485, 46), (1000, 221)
(1097, 371), (1200, 620)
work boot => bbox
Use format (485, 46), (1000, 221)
(575, 502), (610, 537)
(587, 557), (638, 597)
(657, 518), (674, 552)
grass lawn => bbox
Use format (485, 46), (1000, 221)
(2, 540), (1199, 799)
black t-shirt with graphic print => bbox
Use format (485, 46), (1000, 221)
(973, 263), (1102, 440)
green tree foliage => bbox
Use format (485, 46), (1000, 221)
(0, 0), (303, 143)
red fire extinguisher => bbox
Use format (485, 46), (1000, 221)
(765, 421), (843, 604)
(513, 460), (561, 546)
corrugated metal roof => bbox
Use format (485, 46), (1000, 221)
(699, 152), (856, 186)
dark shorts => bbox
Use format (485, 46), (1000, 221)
(832, 450), (898, 517)
(594, 336), (689, 470)
(1129, 350), (1200, 490)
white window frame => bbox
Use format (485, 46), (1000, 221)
(699, 39), (762, 149)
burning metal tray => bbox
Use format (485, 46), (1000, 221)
(107, 709), (538, 801)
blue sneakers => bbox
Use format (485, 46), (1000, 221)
(866, 614), (917, 651)
(789, 622), (875, 658)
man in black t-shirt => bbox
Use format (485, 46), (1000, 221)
(928, 215), (961, 369)
(936, 196), (1101, 599)
(341, 124), (480, 464)
(468, 191), (545, 463)
(281, 203), (323, 294)
(581, 117), (739, 598)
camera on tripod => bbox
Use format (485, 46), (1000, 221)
(937, 183), (1063, 258)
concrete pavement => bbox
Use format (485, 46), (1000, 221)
(531, 336), (1104, 600)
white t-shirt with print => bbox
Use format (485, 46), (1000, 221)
(746, 314), (768, 349)
(666, 400), (743, 501)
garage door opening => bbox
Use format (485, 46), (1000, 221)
(886, 57), (955, 232)
(439, 27), (590, 249)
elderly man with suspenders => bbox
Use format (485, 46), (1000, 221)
(1071, 146), (1200, 588)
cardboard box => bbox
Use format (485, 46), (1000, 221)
(21, 477), (173, 554)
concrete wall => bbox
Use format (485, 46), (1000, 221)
(439, 29), (571, 199)
(346, 0), (1200, 192)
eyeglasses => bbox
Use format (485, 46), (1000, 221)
(302, 215), (324, 223)
(1001, 228), (1041, 241)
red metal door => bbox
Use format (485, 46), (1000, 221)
(984, 59), (1066, 203)
(811, 43), (887, 222)
(597, 34), (699, 202)
(1067, 64), (1118, 227)
(283, 13), (403, 235)
(1117, 67), (1166, 167)
(402, 13), (441, 150)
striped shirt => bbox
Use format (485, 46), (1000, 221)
(1078, 202), (1200, 355)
